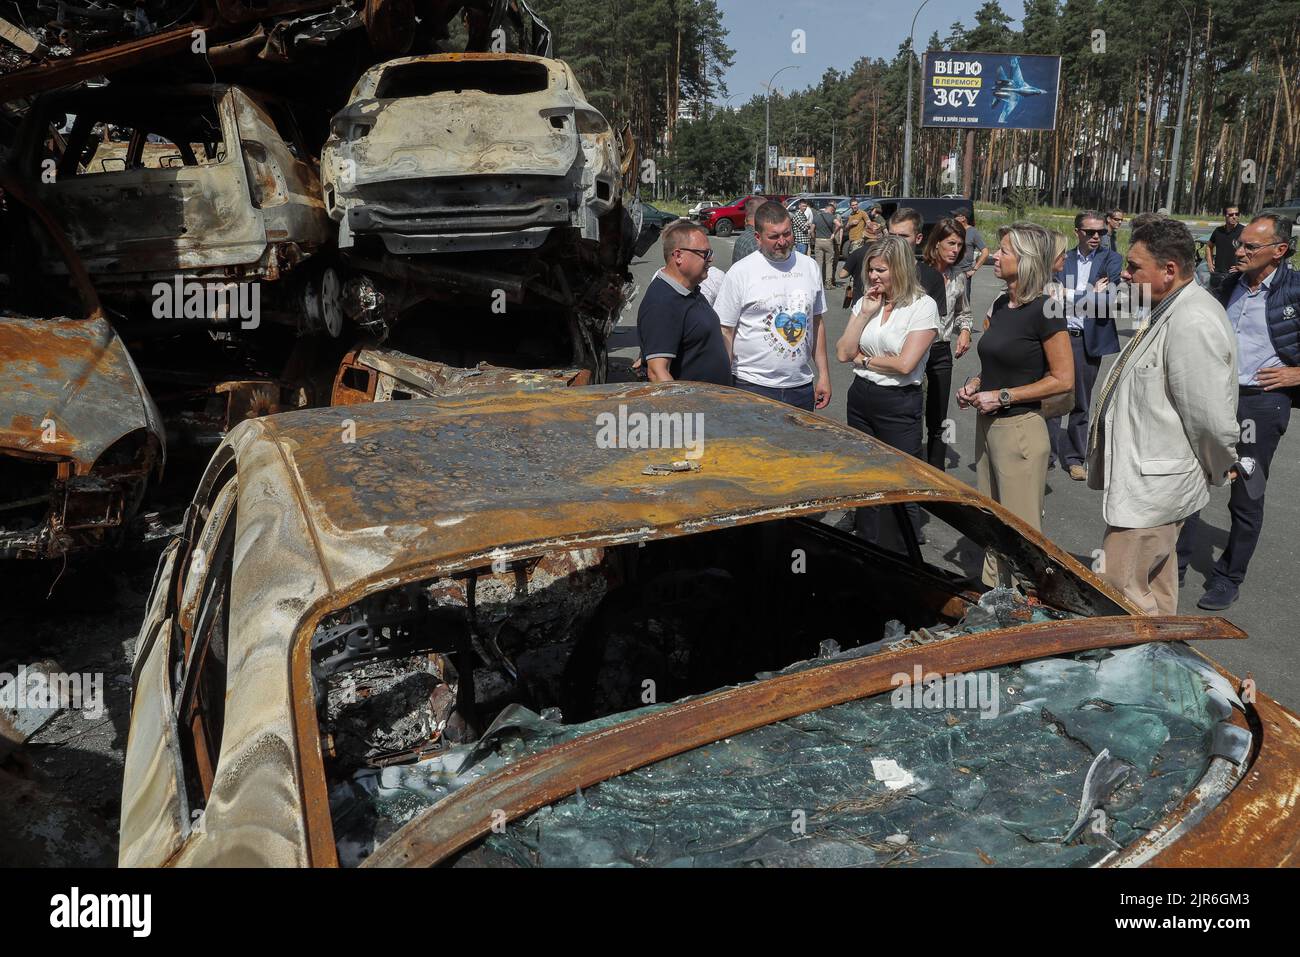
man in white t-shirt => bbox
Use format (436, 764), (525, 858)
(712, 201), (832, 411)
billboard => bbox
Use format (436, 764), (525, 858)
(921, 52), (1061, 130)
(777, 156), (816, 178)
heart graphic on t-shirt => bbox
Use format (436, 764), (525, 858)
(774, 309), (807, 347)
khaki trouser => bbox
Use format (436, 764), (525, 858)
(1100, 523), (1182, 616)
(814, 238), (836, 284)
(975, 411), (1050, 586)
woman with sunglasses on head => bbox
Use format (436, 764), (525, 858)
(837, 235), (939, 542)
(921, 218), (975, 469)
(955, 223), (1073, 586)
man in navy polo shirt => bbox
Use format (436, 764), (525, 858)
(637, 220), (732, 385)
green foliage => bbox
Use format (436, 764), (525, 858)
(666, 114), (753, 196)
(533, 0), (1299, 211)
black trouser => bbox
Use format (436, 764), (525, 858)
(847, 376), (923, 542)
(923, 339), (953, 469)
(1048, 330), (1101, 468)
(1177, 387), (1292, 585)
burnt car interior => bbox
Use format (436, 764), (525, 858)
(372, 58), (553, 98)
(289, 504), (1248, 868)
(301, 504), (1184, 864)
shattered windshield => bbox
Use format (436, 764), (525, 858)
(329, 605), (1241, 867)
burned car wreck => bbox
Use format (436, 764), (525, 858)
(11, 83), (335, 333)
(320, 52), (631, 366)
(0, 175), (165, 560)
(0, 0), (634, 568)
(118, 384), (1298, 867)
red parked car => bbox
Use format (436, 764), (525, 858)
(698, 194), (785, 236)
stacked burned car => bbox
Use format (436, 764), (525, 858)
(320, 52), (631, 361)
(0, 2), (636, 562)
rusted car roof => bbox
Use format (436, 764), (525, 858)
(0, 316), (162, 470)
(247, 381), (979, 593)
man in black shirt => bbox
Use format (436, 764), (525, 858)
(637, 220), (732, 385)
(886, 208), (948, 317)
(1205, 205), (1243, 293)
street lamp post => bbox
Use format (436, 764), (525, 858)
(902, 0), (933, 197)
(813, 106), (836, 194)
(1165, 1), (1194, 213)
(763, 65), (798, 194)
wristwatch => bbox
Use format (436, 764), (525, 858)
(998, 389), (1012, 408)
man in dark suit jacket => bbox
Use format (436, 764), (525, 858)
(1051, 210), (1124, 480)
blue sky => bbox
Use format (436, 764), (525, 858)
(714, 0), (1029, 104)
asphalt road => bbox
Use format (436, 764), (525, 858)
(613, 235), (1300, 712)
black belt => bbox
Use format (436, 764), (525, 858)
(1239, 384), (1300, 398)
(1068, 329), (1083, 337)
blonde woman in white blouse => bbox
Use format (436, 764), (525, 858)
(835, 235), (939, 541)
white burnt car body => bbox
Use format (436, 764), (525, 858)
(321, 53), (622, 256)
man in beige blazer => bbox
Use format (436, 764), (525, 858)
(1086, 218), (1239, 615)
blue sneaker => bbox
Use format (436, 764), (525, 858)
(1197, 578), (1238, 611)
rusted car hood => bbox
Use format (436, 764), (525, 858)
(0, 316), (163, 470)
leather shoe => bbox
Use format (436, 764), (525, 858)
(1197, 579), (1239, 611)
(1068, 465), (1087, 481)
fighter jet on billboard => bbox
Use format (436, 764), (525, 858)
(921, 52), (1060, 130)
(992, 57), (1046, 124)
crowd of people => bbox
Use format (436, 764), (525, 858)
(635, 197), (1299, 616)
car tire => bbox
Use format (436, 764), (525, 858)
(715, 219), (734, 237)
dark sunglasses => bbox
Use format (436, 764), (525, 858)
(678, 247), (714, 261)
(1079, 228), (1105, 237)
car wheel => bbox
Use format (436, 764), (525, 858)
(715, 219), (734, 237)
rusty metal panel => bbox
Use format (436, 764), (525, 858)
(0, 316), (161, 470)
(164, 422), (328, 867)
(362, 615), (1248, 868)
(1146, 692), (1300, 867)
(331, 346), (588, 404)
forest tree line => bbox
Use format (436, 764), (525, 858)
(534, 0), (1298, 214)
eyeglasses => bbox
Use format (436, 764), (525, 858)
(1079, 228), (1105, 237)
(1232, 239), (1282, 253)
(678, 247), (715, 261)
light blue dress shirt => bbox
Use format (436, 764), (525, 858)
(1226, 269), (1280, 386)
